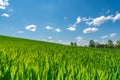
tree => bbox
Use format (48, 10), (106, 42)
(108, 40), (113, 48)
(94, 42), (100, 48)
(104, 44), (109, 48)
(74, 42), (77, 46)
(89, 40), (95, 47)
(71, 42), (74, 46)
(71, 42), (77, 46)
(116, 40), (120, 45)
(100, 44), (105, 48)
(114, 40), (120, 49)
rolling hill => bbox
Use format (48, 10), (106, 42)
(0, 35), (120, 80)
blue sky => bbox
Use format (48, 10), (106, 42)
(0, 0), (120, 45)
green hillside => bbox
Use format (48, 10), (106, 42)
(0, 35), (120, 80)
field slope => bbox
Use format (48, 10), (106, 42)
(0, 35), (120, 80)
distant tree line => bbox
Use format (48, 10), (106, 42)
(89, 40), (120, 49)
(70, 42), (77, 46)
(70, 40), (120, 49)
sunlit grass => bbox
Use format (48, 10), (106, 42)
(0, 35), (120, 80)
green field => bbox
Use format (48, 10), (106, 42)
(0, 35), (120, 80)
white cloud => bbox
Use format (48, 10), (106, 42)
(85, 15), (113, 26)
(46, 26), (53, 30)
(109, 33), (117, 37)
(113, 13), (120, 22)
(77, 40), (89, 46)
(76, 17), (81, 24)
(105, 15), (113, 20)
(83, 27), (98, 33)
(57, 40), (70, 45)
(82, 17), (93, 21)
(0, 0), (9, 10)
(57, 39), (88, 46)
(75, 36), (89, 46)
(67, 26), (76, 31)
(101, 33), (117, 39)
(101, 36), (109, 39)
(26, 24), (37, 32)
(17, 31), (24, 34)
(84, 12), (120, 26)
(88, 16), (107, 26)
(57, 40), (63, 44)
(65, 12), (120, 28)
(1, 13), (9, 17)
(55, 28), (61, 32)
(67, 16), (81, 32)
(46, 26), (61, 32)
(48, 37), (52, 39)
(61, 41), (70, 45)
(75, 36), (83, 41)
(82, 17), (93, 25)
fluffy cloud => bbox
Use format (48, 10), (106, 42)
(87, 16), (109, 26)
(56, 39), (88, 46)
(0, 0), (9, 10)
(66, 12), (120, 27)
(67, 16), (81, 32)
(84, 12), (120, 26)
(74, 36), (88, 46)
(82, 17), (93, 21)
(76, 17), (81, 24)
(55, 28), (61, 32)
(46, 26), (62, 33)
(105, 15), (113, 20)
(101, 36), (109, 39)
(46, 26), (53, 30)
(83, 27), (98, 33)
(76, 36), (83, 41)
(26, 24), (37, 32)
(57, 40), (70, 45)
(77, 40), (89, 46)
(109, 33), (117, 37)
(67, 26), (76, 31)
(1, 13), (9, 17)
(101, 33), (117, 39)
(75, 36), (89, 46)
(113, 13), (120, 22)
(48, 37), (52, 39)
